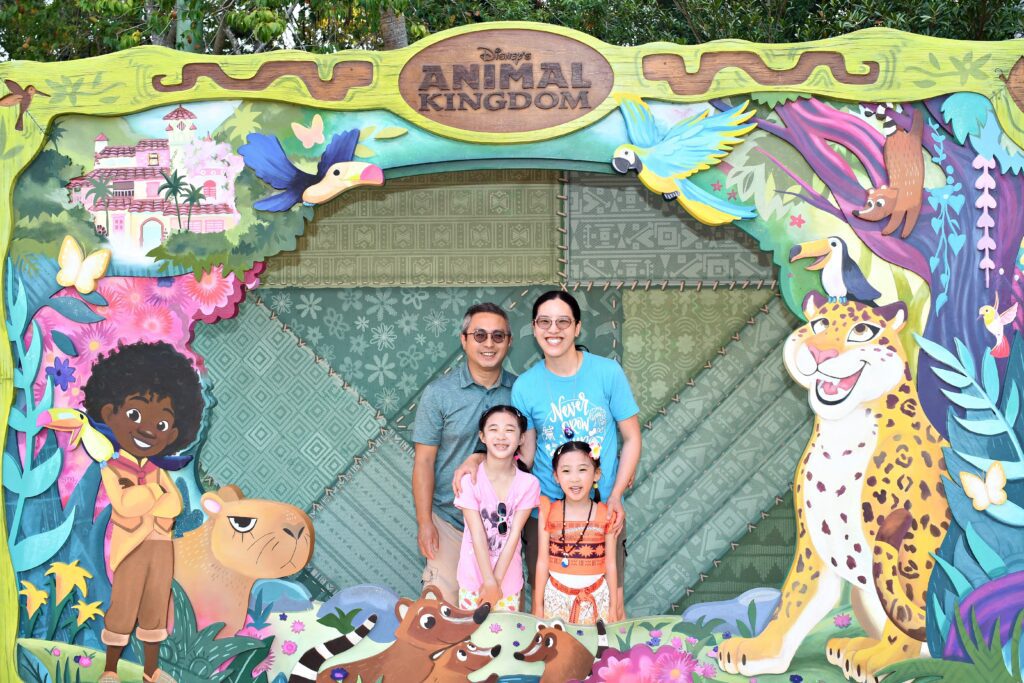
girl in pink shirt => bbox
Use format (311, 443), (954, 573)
(454, 405), (540, 611)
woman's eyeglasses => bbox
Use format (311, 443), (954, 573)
(533, 317), (574, 330)
(464, 329), (509, 343)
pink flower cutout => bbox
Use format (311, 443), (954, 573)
(711, 181), (723, 192)
(281, 640), (298, 655)
(489, 623), (502, 634)
(652, 648), (696, 682)
(597, 653), (636, 683)
(182, 266), (236, 318)
(291, 619), (306, 634)
(789, 214), (806, 228)
(252, 650), (275, 676)
(834, 613), (852, 628)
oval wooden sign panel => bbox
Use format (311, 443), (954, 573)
(399, 29), (615, 134)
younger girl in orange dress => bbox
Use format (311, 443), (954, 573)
(533, 440), (618, 624)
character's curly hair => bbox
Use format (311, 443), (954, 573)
(82, 341), (204, 456)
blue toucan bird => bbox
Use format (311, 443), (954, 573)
(611, 94), (758, 226)
(789, 236), (881, 305)
(239, 130), (385, 212)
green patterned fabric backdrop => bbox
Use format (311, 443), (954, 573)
(623, 288), (776, 423)
(192, 302), (385, 510)
(673, 491), (797, 613)
(567, 171), (774, 284)
(185, 169), (805, 609)
(262, 170), (562, 288)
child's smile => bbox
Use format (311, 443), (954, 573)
(102, 393), (179, 458)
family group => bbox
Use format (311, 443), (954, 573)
(413, 290), (642, 625)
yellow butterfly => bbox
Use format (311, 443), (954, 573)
(960, 461), (1008, 511)
(291, 114), (325, 149)
(56, 235), (110, 295)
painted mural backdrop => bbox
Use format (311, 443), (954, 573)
(2, 22), (1024, 683)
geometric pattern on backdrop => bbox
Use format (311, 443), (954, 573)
(262, 169), (562, 288)
(622, 288), (776, 423)
(260, 285), (625, 422)
(567, 171), (774, 284)
(192, 300), (384, 511)
(261, 287), (513, 418)
(305, 430), (422, 599)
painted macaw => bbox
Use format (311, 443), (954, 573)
(37, 408), (118, 467)
(789, 236), (881, 305)
(611, 94), (758, 226)
(239, 129), (385, 212)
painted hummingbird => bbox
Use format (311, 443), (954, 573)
(0, 80), (49, 131)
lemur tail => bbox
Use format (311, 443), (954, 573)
(288, 614), (378, 683)
(873, 509), (927, 640)
(595, 619), (609, 659)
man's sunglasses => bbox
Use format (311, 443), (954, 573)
(533, 317), (574, 330)
(464, 329), (510, 344)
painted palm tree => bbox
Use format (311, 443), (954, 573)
(159, 170), (186, 231)
(84, 177), (113, 236)
(46, 121), (66, 154)
(182, 183), (204, 232)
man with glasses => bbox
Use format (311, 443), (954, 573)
(412, 302), (515, 603)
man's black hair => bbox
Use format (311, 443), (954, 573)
(82, 341), (204, 456)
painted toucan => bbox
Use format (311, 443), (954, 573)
(789, 236), (881, 305)
(611, 94), (758, 226)
(37, 407), (193, 471)
(239, 129), (385, 212)
(37, 408), (119, 467)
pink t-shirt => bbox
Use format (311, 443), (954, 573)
(454, 463), (540, 596)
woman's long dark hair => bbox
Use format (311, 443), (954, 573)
(551, 440), (601, 502)
(479, 404), (530, 473)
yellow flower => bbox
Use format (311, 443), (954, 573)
(45, 559), (92, 603)
(72, 600), (104, 626)
(18, 581), (47, 618)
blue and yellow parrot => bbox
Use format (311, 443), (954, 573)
(37, 408), (118, 467)
(611, 95), (758, 226)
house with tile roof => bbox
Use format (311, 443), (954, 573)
(67, 105), (242, 253)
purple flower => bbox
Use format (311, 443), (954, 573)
(73, 654), (92, 667)
(516, 622), (526, 630)
(790, 676), (803, 683)
(695, 662), (716, 678)
(721, 631), (732, 639)
(330, 667), (349, 680)
(45, 357), (76, 391)
(513, 640), (520, 647)
(489, 623), (502, 634)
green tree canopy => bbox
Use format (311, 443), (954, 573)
(1, 0), (1021, 62)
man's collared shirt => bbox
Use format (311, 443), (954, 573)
(413, 362), (516, 530)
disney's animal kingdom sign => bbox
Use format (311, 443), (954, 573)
(397, 28), (615, 133)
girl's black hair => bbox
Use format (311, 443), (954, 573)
(479, 404), (530, 473)
(551, 440), (602, 502)
(531, 290), (582, 322)
(83, 341), (204, 456)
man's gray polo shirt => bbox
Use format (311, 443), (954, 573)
(413, 362), (516, 531)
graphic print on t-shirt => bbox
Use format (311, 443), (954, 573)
(539, 391), (609, 460)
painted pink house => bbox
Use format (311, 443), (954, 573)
(67, 105), (242, 252)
